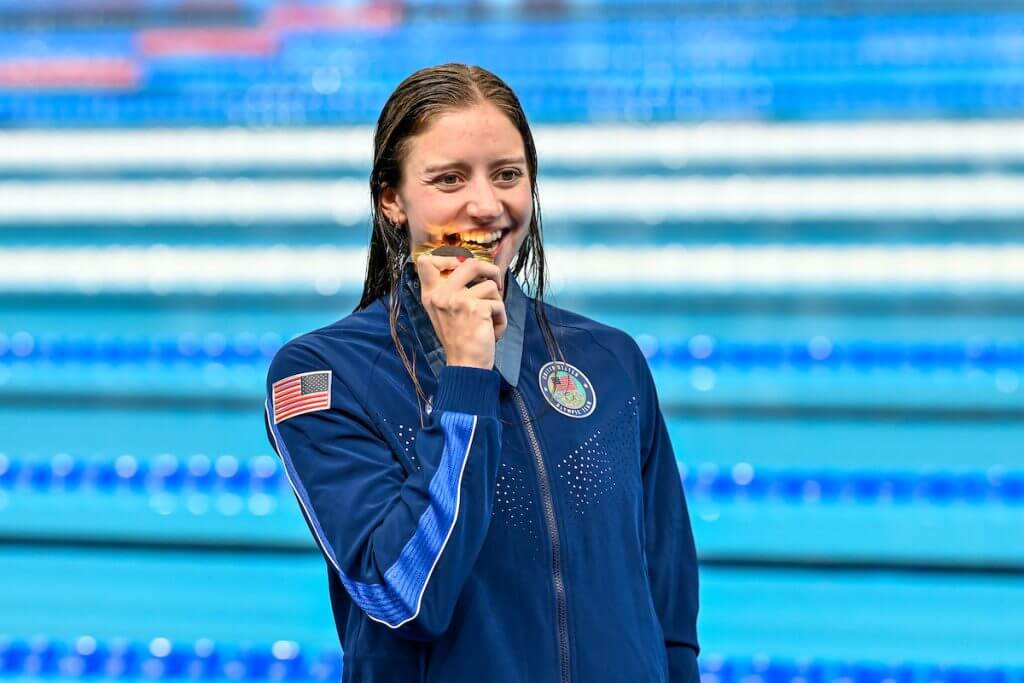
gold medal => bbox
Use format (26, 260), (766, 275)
(412, 239), (494, 267)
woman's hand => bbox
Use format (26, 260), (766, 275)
(416, 255), (508, 370)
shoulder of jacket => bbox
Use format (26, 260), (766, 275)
(268, 299), (392, 384)
(538, 300), (654, 395)
(540, 300), (642, 360)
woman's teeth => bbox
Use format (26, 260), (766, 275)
(454, 229), (502, 247)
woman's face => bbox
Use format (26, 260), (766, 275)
(380, 100), (533, 294)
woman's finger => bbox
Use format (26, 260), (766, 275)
(416, 254), (461, 292)
(444, 258), (501, 290)
(485, 298), (507, 325)
(487, 299), (508, 340)
(467, 278), (501, 301)
(415, 255), (441, 291)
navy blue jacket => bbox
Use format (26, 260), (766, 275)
(264, 263), (701, 682)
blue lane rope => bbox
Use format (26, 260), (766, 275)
(636, 335), (1024, 369)
(2, 332), (1023, 370)
(0, 332), (284, 365)
(0, 453), (284, 495)
(1, 454), (1020, 506)
(0, 636), (1020, 681)
(0, 636), (338, 681)
(680, 463), (1024, 506)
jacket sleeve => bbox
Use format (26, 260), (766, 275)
(263, 340), (503, 641)
(636, 345), (701, 683)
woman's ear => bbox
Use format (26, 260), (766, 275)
(379, 185), (406, 226)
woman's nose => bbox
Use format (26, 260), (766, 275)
(465, 178), (502, 220)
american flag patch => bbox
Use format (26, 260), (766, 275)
(272, 370), (332, 424)
(554, 372), (575, 393)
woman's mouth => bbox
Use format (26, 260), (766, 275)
(442, 228), (510, 257)
(411, 226), (518, 266)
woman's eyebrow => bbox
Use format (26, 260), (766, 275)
(422, 161), (468, 174)
(422, 156), (526, 174)
(490, 156), (526, 167)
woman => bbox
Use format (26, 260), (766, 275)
(264, 63), (701, 683)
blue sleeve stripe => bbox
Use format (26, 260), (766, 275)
(265, 398), (479, 629)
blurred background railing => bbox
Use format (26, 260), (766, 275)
(1, 0), (1023, 679)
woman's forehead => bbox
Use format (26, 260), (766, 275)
(406, 103), (525, 168)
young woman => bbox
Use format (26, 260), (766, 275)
(264, 63), (701, 683)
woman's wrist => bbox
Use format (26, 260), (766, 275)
(445, 359), (493, 371)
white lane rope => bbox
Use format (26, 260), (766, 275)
(3, 121), (1024, 170)
(3, 175), (1024, 223)
(2, 244), (1022, 294)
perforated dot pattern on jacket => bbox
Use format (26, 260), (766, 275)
(557, 396), (640, 513)
(377, 413), (421, 471)
(492, 461), (541, 559)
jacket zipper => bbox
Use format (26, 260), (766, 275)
(512, 387), (571, 683)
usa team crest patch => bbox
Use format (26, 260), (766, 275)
(272, 370), (331, 424)
(539, 361), (596, 419)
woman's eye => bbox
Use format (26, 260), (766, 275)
(498, 169), (522, 182)
(438, 173), (461, 185)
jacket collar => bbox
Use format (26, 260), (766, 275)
(399, 258), (528, 388)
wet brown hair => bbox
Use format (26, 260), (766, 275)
(356, 63), (561, 416)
